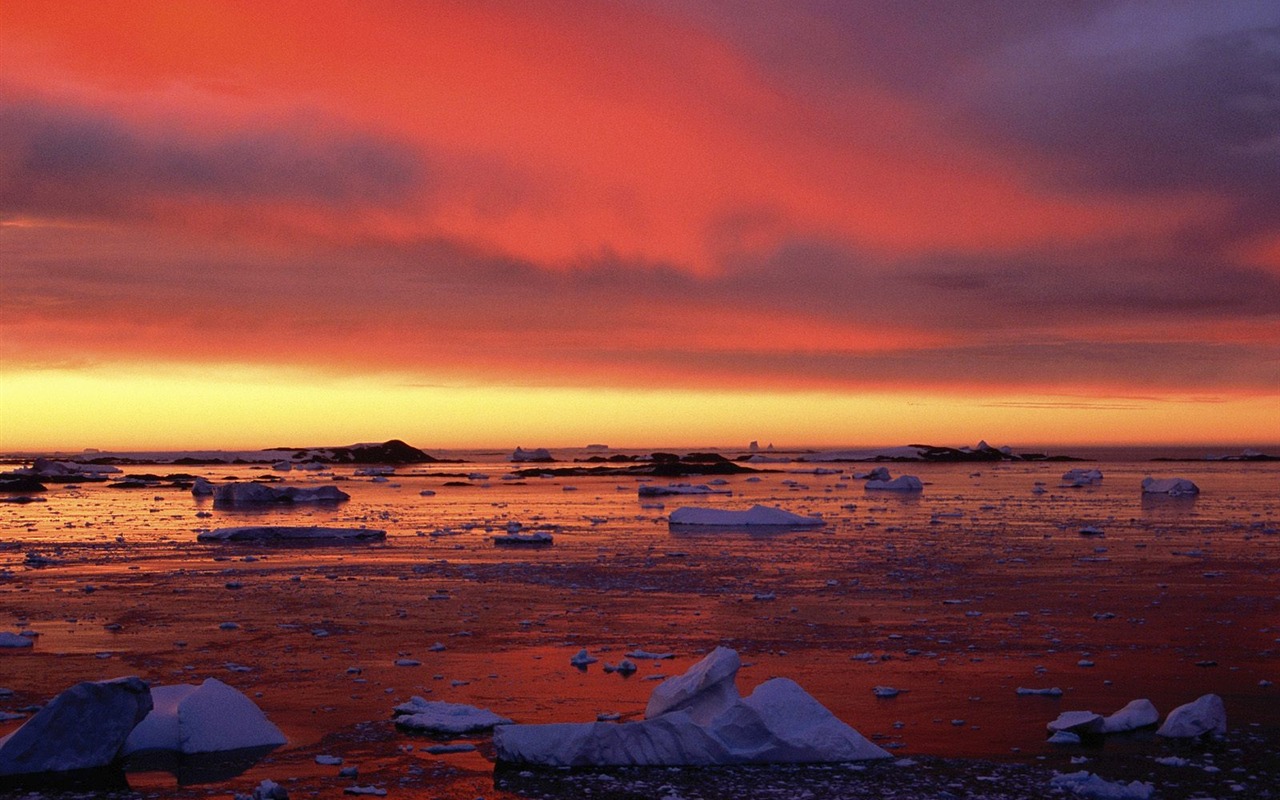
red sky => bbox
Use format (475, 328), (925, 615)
(2, 1), (1278, 449)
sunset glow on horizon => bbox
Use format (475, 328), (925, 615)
(2, 1), (1278, 451)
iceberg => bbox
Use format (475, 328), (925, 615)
(197, 526), (385, 542)
(392, 698), (512, 735)
(1047, 710), (1104, 734)
(1062, 468), (1103, 487)
(122, 678), (285, 755)
(1156, 694), (1225, 738)
(1140, 477), (1199, 496)
(638, 483), (732, 497)
(493, 647), (889, 766)
(667, 505), (824, 528)
(864, 475), (923, 492)
(213, 482), (350, 506)
(510, 447), (554, 462)
(0, 677), (152, 776)
(0, 632), (33, 648)
(1100, 699), (1159, 733)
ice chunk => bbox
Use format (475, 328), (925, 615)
(644, 646), (741, 724)
(122, 678), (286, 755)
(1047, 711), (1104, 734)
(510, 447), (554, 462)
(1049, 770), (1153, 799)
(197, 526), (385, 542)
(1101, 699), (1159, 733)
(213, 482), (349, 506)
(0, 676), (152, 776)
(392, 698), (512, 735)
(854, 467), (891, 481)
(639, 483), (731, 497)
(1156, 694), (1225, 738)
(494, 647), (889, 766)
(1140, 477), (1200, 496)
(0, 632), (33, 648)
(864, 475), (923, 492)
(1062, 469), (1103, 487)
(667, 505), (824, 528)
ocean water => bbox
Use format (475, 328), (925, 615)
(1, 446), (1278, 797)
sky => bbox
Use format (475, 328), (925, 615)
(2, 1), (1278, 451)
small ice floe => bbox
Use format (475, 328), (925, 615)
(235, 779), (289, 800)
(1079, 526), (1105, 536)
(492, 530), (553, 546)
(570, 649), (598, 667)
(1048, 770), (1153, 799)
(668, 505), (824, 528)
(354, 466), (394, 477)
(1156, 694), (1225, 738)
(1154, 756), (1190, 767)
(0, 677), (151, 776)
(0, 632), (33, 648)
(392, 698), (512, 734)
(123, 678), (286, 755)
(1100, 699), (1159, 733)
(639, 483), (732, 497)
(344, 787), (386, 796)
(626, 649), (675, 660)
(1047, 711), (1104, 735)
(1140, 477), (1200, 496)
(419, 489), (436, 496)
(493, 646), (890, 766)
(1062, 469), (1103, 487)
(1048, 731), (1081, 745)
(1016, 687), (1063, 696)
(854, 467), (891, 481)
(872, 686), (901, 698)
(316, 754), (344, 765)
(864, 475), (923, 492)
(425, 743), (476, 754)
(213, 482), (349, 506)
(197, 526), (386, 542)
(604, 659), (638, 675)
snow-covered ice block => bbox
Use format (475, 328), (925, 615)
(123, 678), (285, 755)
(667, 505), (824, 528)
(0, 676), (152, 776)
(1047, 711), (1104, 734)
(1101, 699), (1159, 733)
(864, 475), (923, 492)
(494, 647), (889, 766)
(197, 526), (385, 542)
(1062, 469), (1103, 487)
(392, 698), (512, 735)
(1049, 770), (1153, 798)
(1156, 694), (1225, 738)
(1140, 477), (1199, 496)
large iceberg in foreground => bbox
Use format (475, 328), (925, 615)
(0, 677), (152, 776)
(493, 647), (890, 766)
(122, 678), (286, 755)
(667, 505), (824, 528)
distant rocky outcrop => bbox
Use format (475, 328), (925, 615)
(269, 439), (437, 465)
(800, 442), (1081, 463)
(515, 452), (757, 479)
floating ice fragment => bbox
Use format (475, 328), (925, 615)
(122, 678), (286, 755)
(668, 505), (823, 527)
(1156, 694), (1225, 738)
(1140, 477), (1199, 496)
(1048, 770), (1153, 799)
(392, 698), (512, 735)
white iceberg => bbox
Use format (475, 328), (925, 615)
(1047, 710), (1104, 734)
(1141, 477), (1200, 496)
(213, 482), (350, 506)
(1062, 469), (1103, 487)
(0, 677), (152, 776)
(197, 526), (385, 542)
(1049, 770), (1153, 799)
(638, 483), (732, 497)
(493, 646), (890, 766)
(392, 698), (512, 735)
(1156, 694), (1225, 738)
(122, 678), (285, 755)
(1100, 699), (1159, 733)
(510, 447), (554, 462)
(668, 505), (824, 528)
(864, 475), (923, 492)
